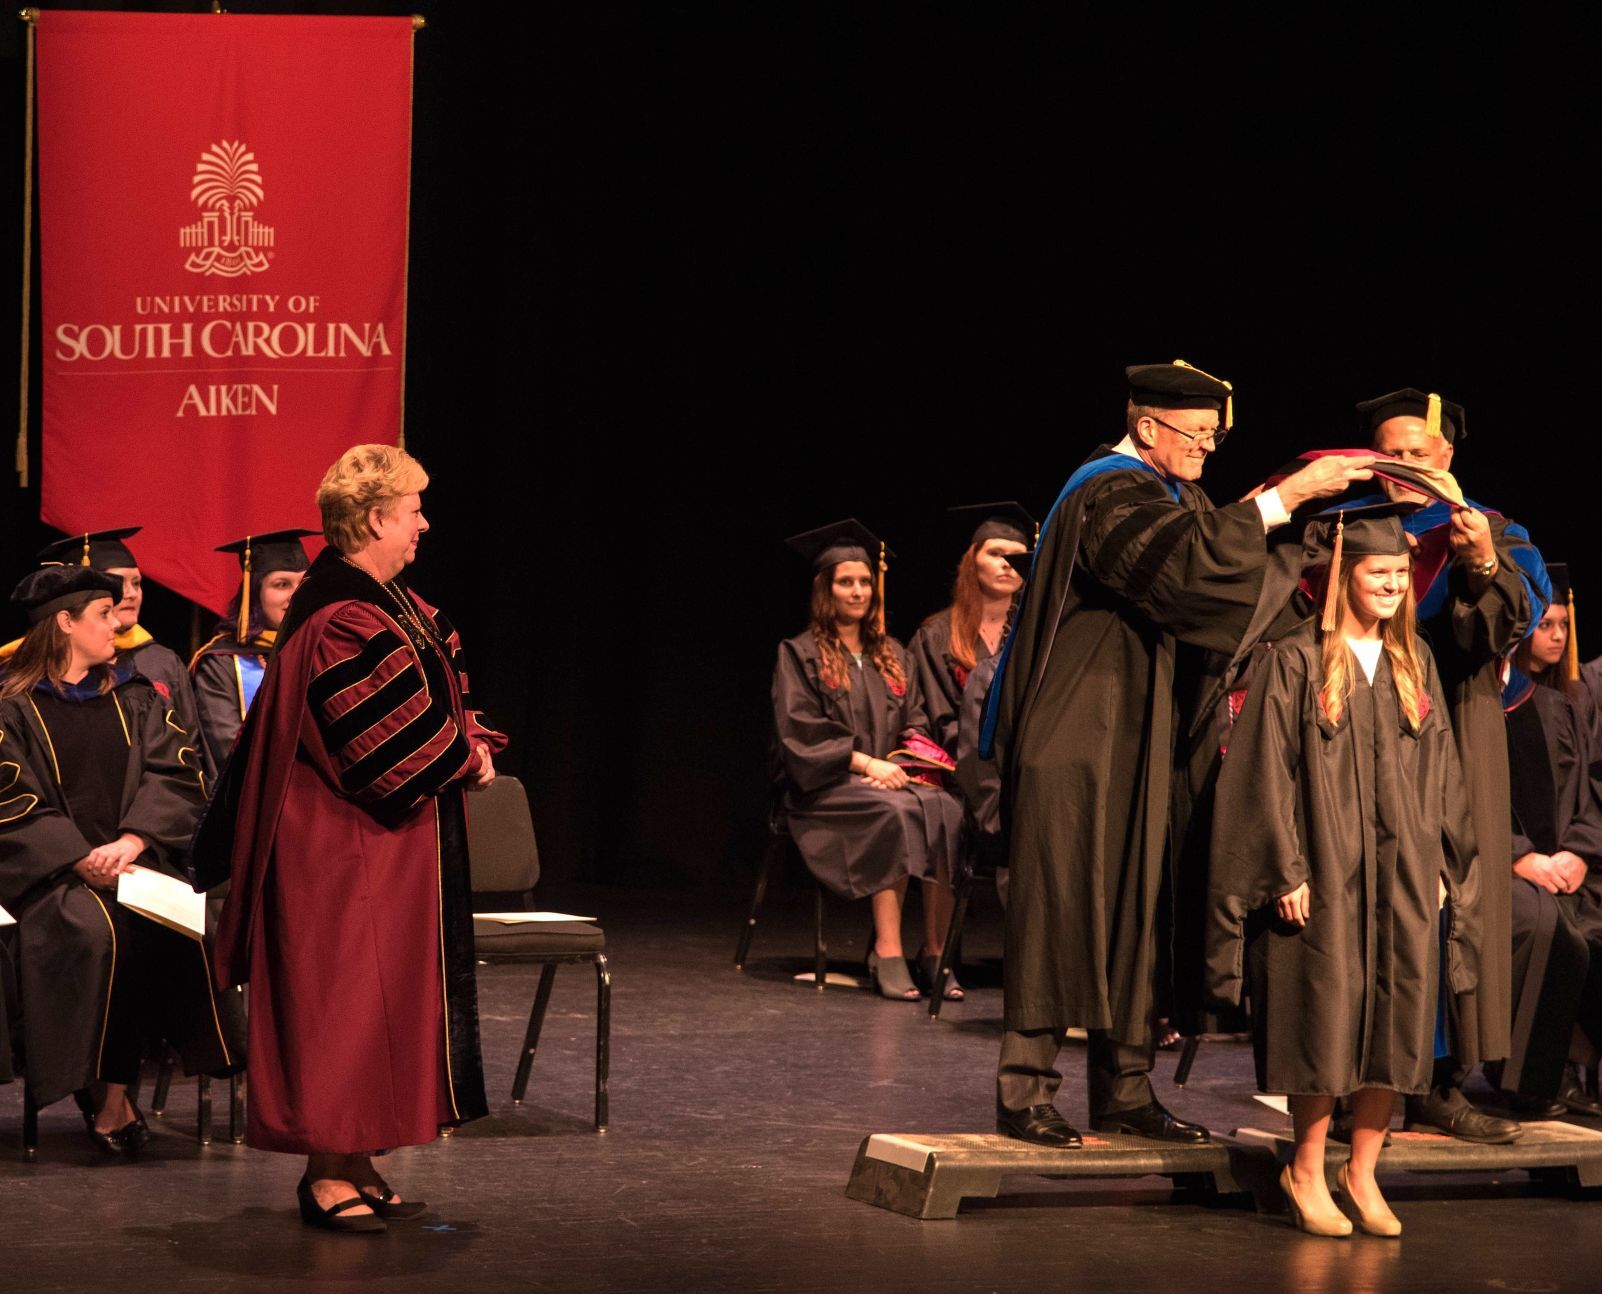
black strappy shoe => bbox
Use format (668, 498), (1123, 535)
(73, 1089), (146, 1155)
(297, 1176), (386, 1234)
(358, 1185), (428, 1220)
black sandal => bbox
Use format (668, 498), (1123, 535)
(918, 953), (964, 1001)
(297, 1176), (386, 1233)
(358, 1185), (428, 1220)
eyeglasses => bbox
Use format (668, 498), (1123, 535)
(1147, 413), (1228, 448)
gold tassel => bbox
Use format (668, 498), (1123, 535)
(1320, 513), (1345, 633)
(1424, 392), (1442, 439)
(1173, 358), (1233, 429)
(875, 540), (887, 636)
(1567, 585), (1580, 683)
(236, 535), (252, 643)
(80, 534), (90, 567)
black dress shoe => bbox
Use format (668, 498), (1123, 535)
(1403, 1092), (1521, 1143)
(1556, 1076), (1602, 1118)
(1499, 1092), (1569, 1120)
(996, 1103), (1083, 1147)
(1090, 1100), (1210, 1143)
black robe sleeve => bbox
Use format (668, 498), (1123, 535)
(907, 617), (960, 753)
(0, 711), (94, 905)
(893, 640), (944, 753)
(1445, 514), (1535, 662)
(191, 651), (246, 774)
(771, 637), (853, 795)
(119, 688), (208, 873)
(1205, 642), (1309, 1006)
(1432, 661), (1481, 996)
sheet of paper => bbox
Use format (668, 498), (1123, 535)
(1253, 1093), (1291, 1115)
(117, 865), (205, 940)
(474, 911), (596, 925)
(0, 904), (14, 927)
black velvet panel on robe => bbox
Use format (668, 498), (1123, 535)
(988, 453), (1275, 1040)
(1208, 626), (1480, 1096)
(771, 632), (962, 901)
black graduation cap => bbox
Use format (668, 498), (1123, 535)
(1356, 388), (1467, 444)
(1003, 550), (1034, 579)
(947, 502), (1037, 549)
(35, 527), (142, 570)
(1545, 563), (1580, 681)
(10, 565), (125, 625)
(1126, 359), (1234, 429)
(1546, 561), (1571, 604)
(784, 519), (893, 633)
(215, 529), (316, 642)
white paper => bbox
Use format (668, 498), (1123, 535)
(474, 911), (596, 925)
(0, 904), (14, 927)
(1253, 1093), (1291, 1115)
(117, 866), (205, 940)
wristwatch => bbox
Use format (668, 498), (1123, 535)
(1465, 556), (1498, 577)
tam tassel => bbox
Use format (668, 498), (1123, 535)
(236, 535), (252, 643)
(1424, 392), (1442, 439)
(1320, 512), (1345, 633)
(80, 533), (90, 567)
(1567, 585), (1580, 683)
(875, 540), (887, 636)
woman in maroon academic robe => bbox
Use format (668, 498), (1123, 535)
(202, 444), (505, 1234)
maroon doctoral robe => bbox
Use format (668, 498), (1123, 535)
(206, 550), (505, 1154)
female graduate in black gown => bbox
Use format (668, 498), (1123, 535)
(1497, 563), (1602, 1112)
(1209, 513), (1479, 1237)
(907, 503), (1032, 753)
(0, 566), (234, 1152)
(772, 520), (964, 1001)
(190, 530), (313, 770)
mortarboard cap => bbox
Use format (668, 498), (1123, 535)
(35, 527), (142, 571)
(10, 565), (125, 625)
(1544, 562), (1580, 682)
(1126, 358), (1234, 429)
(1357, 388), (1467, 444)
(216, 529), (317, 641)
(947, 502), (1037, 550)
(784, 519), (894, 634)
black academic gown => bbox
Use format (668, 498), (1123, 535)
(0, 675), (234, 1106)
(1419, 514), (1536, 1067)
(119, 635), (211, 779)
(772, 632), (963, 900)
(989, 454), (1275, 1040)
(1208, 627), (1480, 1096)
(190, 633), (268, 771)
(1502, 683), (1602, 1096)
(907, 611), (994, 755)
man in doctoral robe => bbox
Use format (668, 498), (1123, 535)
(1363, 387), (1548, 1144)
(985, 361), (1376, 1146)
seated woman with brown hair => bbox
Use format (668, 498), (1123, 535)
(772, 520), (964, 1001)
(0, 565), (234, 1153)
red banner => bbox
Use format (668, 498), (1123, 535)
(35, 13), (415, 611)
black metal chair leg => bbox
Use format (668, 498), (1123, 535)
(196, 1074), (213, 1145)
(1173, 1035), (1201, 1087)
(511, 964), (559, 1104)
(594, 954), (611, 1133)
(735, 834), (782, 970)
(813, 884), (828, 990)
(150, 1049), (175, 1116)
(229, 1072), (245, 1144)
(22, 1081), (38, 1163)
(929, 869), (975, 1020)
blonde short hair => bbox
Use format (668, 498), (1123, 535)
(316, 444), (430, 553)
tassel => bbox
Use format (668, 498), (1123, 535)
(1567, 585), (1580, 683)
(80, 533), (90, 567)
(236, 535), (252, 644)
(875, 540), (887, 636)
(1425, 392), (1442, 439)
(1320, 512), (1345, 633)
(1172, 358), (1233, 429)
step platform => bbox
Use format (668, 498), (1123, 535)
(846, 1122), (1602, 1221)
(844, 1131), (1264, 1220)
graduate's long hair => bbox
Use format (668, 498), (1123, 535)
(809, 564), (905, 693)
(0, 599), (117, 702)
(1318, 560), (1426, 731)
(924, 541), (1020, 675)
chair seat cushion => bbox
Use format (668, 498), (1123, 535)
(472, 918), (605, 956)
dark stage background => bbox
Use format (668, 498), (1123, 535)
(0, 7), (1596, 887)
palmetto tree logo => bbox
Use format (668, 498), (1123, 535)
(180, 141), (274, 277)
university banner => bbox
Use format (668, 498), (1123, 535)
(34, 12), (416, 611)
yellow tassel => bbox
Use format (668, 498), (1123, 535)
(236, 535), (252, 643)
(1425, 392), (1442, 439)
(1567, 586), (1580, 683)
(80, 533), (90, 567)
(875, 541), (887, 636)
(1320, 513), (1345, 633)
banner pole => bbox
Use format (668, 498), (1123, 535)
(16, 8), (38, 487)
(398, 14), (424, 448)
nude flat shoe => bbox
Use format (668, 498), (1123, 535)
(1280, 1164), (1352, 1237)
(1337, 1161), (1402, 1236)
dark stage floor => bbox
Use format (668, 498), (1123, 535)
(4, 884), (1602, 1293)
